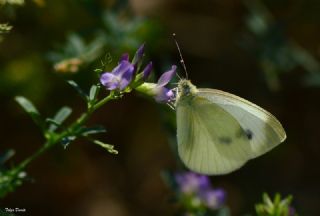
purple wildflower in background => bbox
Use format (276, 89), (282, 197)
(174, 171), (226, 210)
(200, 188), (226, 210)
(175, 172), (211, 194)
(154, 65), (176, 103)
(100, 60), (135, 90)
(289, 207), (296, 216)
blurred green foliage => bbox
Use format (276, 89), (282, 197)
(243, 0), (320, 90)
(0, 150), (27, 198)
(0, 23), (12, 34)
(0, 0), (164, 106)
(0, 208), (16, 216)
(0, 0), (24, 5)
(48, 11), (162, 74)
(255, 193), (297, 216)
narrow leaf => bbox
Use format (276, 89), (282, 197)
(48, 106), (72, 131)
(45, 118), (61, 127)
(15, 96), (39, 115)
(0, 149), (15, 165)
(263, 193), (271, 205)
(67, 80), (88, 101)
(79, 125), (106, 136)
(15, 96), (44, 129)
(69, 34), (85, 54)
(92, 140), (118, 154)
(89, 84), (99, 101)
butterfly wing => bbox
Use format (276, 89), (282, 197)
(197, 89), (286, 159)
(177, 96), (254, 175)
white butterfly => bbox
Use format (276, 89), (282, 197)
(175, 79), (286, 175)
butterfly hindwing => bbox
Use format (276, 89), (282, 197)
(177, 96), (254, 175)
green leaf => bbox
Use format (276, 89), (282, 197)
(79, 125), (106, 136)
(0, 23), (12, 34)
(94, 68), (103, 74)
(69, 34), (85, 54)
(48, 106), (72, 132)
(263, 193), (274, 208)
(67, 80), (88, 101)
(89, 84), (99, 102)
(92, 140), (118, 154)
(255, 193), (297, 216)
(15, 96), (44, 129)
(45, 118), (61, 127)
(15, 96), (38, 113)
(0, 168), (27, 199)
(0, 149), (15, 165)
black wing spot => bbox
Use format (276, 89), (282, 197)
(236, 128), (254, 141)
(245, 129), (253, 140)
(218, 136), (232, 145)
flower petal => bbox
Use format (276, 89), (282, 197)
(155, 87), (174, 103)
(142, 62), (153, 80)
(100, 72), (119, 90)
(197, 175), (211, 190)
(119, 53), (129, 62)
(212, 188), (226, 206)
(175, 172), (211, 194)
(157, 65), (176, 87)
(119, 65), (135, 90)
(112, 60), (134, 76)
(132, 43), (145, 65)
(200, 188), (226, 210)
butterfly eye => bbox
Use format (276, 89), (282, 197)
(178, 80), (196, 97)
(182, 85), (191, 95)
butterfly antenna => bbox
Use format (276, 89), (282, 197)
(172, 33), (189, 79)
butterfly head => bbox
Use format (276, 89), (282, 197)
(177, 79), (198, 99)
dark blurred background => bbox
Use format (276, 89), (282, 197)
(1, 0), (320, 215)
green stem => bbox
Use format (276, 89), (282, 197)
(92, 93), (115, 111)
(16, 93), (116, 172)
(17, 141), (51, 171)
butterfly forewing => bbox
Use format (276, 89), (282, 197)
(197, 89), (286, 159)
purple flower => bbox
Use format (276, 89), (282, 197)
(175, 172), (211, 194)
(132, 43), (145, 65)
(154, 65), (176, 103)
(200, 188), (226, 210)
(174, 171), (227, 210)
(100, 60), (135, 91)
(119, 53), (129, 62)
(289, 207), (296, 216)
(142, 62), (153, 80)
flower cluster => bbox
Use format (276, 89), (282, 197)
(174, 172), (226, 211)
(99, 44), (176, 103)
